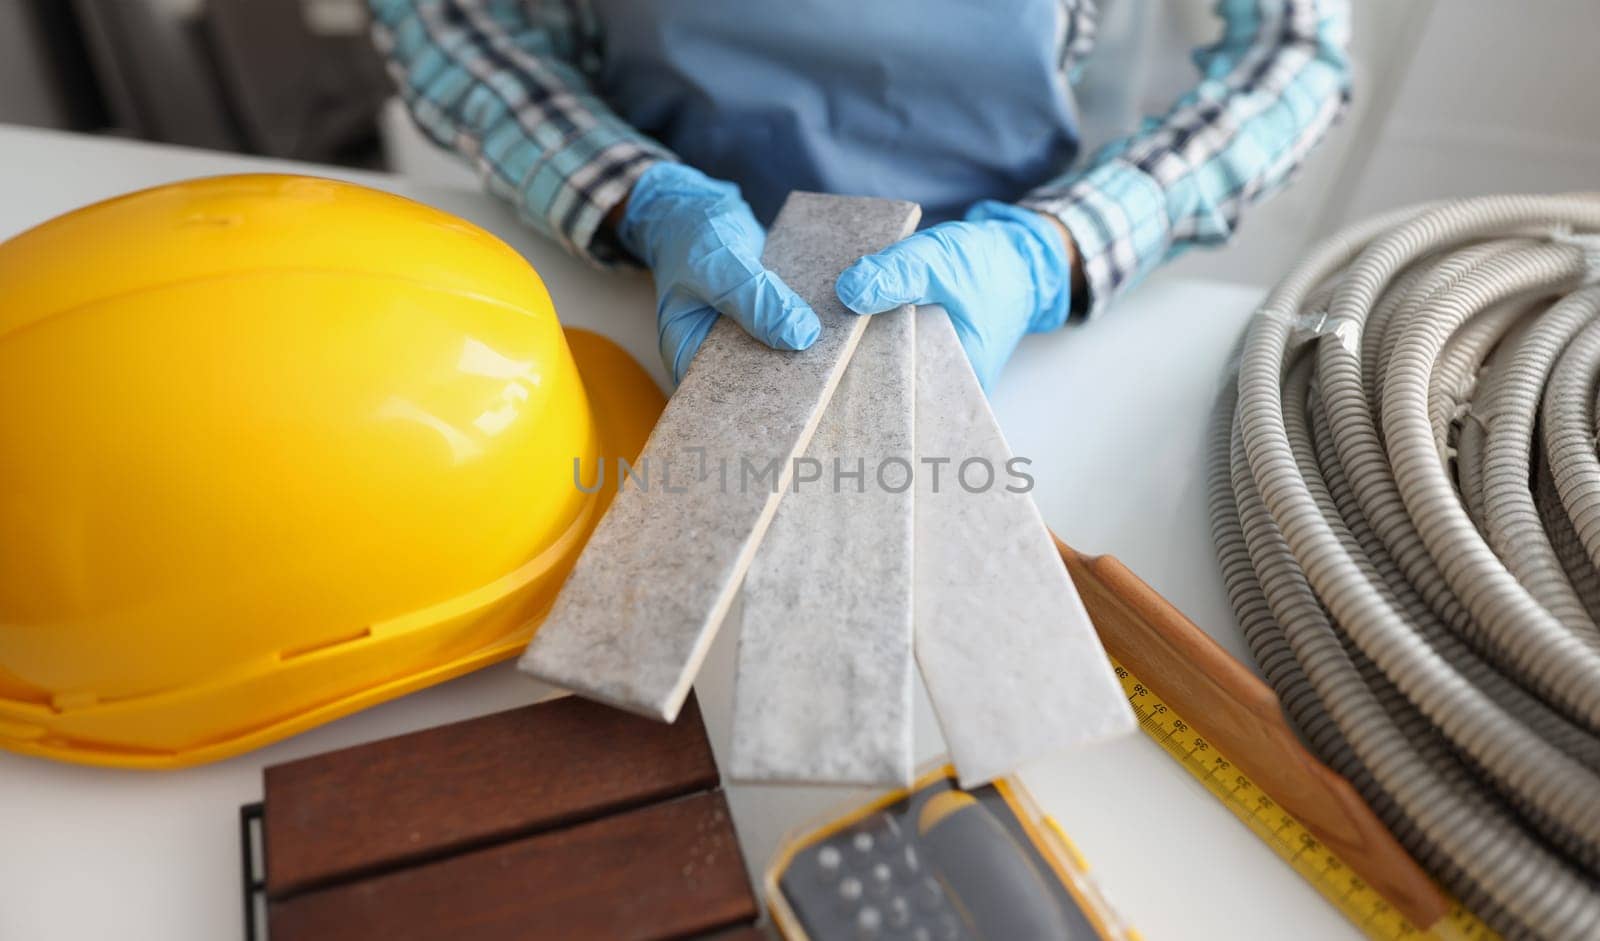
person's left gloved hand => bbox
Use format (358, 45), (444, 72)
(835, 201), (1075, 390)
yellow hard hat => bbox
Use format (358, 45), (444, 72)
(0, 175), (664, 769)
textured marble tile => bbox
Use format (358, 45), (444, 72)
(729, 306), (915, 786)
(913, 310), (1135, 787)
(520, 194), (921, 722)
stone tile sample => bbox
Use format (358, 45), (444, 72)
(521, 194), (921, 722)
(913, 311), (1134, 787)
(729, 306), (916, 786)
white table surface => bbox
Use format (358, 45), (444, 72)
(0, 125), (1356, 941)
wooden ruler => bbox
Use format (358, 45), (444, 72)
(1056, 539), (1498, 941)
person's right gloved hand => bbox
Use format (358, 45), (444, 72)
(616, 163), (820, 383)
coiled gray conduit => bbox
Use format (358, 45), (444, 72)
(1209, 195), (1600, 940)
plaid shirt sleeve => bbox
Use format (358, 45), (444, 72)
(369, 0), (677, 266)
(1020, 0), (1353, 319)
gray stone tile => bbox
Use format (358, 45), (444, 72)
(913, 310), (1135, 787)
(520, 194), (920, 722)
(729, 306), (916, 786)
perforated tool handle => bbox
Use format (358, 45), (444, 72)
(1054, 535), (1452, 932)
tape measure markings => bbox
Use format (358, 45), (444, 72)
(1110, 657), (1496, 941)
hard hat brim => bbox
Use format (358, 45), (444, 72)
(0, 328), (665, 770)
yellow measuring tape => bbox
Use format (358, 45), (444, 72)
(1110, 657), (1499, 941)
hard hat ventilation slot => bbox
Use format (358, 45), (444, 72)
(279, 627), (374, 661)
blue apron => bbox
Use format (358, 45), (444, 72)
(591, 0), (1082, 226)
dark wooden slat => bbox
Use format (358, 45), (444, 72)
(264, 693), (718, 897)
(696, 926), (771, 940)
(268, 790), (756, 941)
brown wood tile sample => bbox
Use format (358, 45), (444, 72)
(263, 694), (718, 897)
(698, 927), (772, 940)
(268, 790), (756, 941)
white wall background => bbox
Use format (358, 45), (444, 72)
(1335, 0), (1600, 220)
(1160, 0), (1600, 283)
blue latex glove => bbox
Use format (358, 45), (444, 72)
(617, 162), (820, 383)
(835, 201), (1074, 390)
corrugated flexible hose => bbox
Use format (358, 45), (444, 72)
(1209, 194), (1600, 940)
